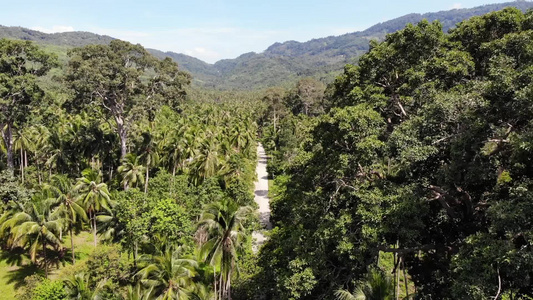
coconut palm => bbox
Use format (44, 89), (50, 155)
(191, 136), (220, 186)
(46, 130), (70, 175)
(197, 199), (252, 300)
(46, 174), (88, 263)
(137, 245), (198, 299)
(125, 283), (154, 300)
(139, 132), (159, 193)
(74, 168), (112, 247)
(28, 125), (51, 185)
(13, 127), (32, 183)
(335, 269), (394, 300)
(1, 192), (63, 277)
(64, 272), (109, 300)
(118, 153), (145, 190)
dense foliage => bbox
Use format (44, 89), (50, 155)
(2, 6), (533, 300)
(0, 38), (260, 299)
(257, 8), (533, 300)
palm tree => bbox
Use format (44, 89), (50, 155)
(64, 272), (108, 300)
(74, 168), (112, 247)
(197, 199), (252, 300)
(125, 283), (154, 300)
(118, 153), (145, 190)
(335, 269), (394, 300)
(192, 136), (220, 186)
(46, 175), (88, 263)
(46, 130), (69, 176)
(139, 132), (159, 194)
(28, 125), (51, 185)
(137, 245), (198, 299)
(13, 127), (32, 183)
(1, 192), (63, 278)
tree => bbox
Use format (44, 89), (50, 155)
(335, 269), (394, 300)
(64, 40), (189, 160)
(74, 168), (112, 247)
(137, 246), (198, 299)
(0, 39), (58, 169)
(46, 175), (88, 263)
(1, 192), (63, 277)
(284, 78), (325, 116)
(262, 87), (287, 133)
(259, 8), (533, 299)
(63, 272), (109, 300)
(192, 136), (220, 186)
(118, 154), (145, 190)
(139, 132), (159, 194)
(198, 199), (252, 300)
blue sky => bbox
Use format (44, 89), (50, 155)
(0, 0), (510, 63)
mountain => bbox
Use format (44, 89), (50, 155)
(198, 1), (533, 90)
(1, 1), (532, 90)
(0, 25), (115, 47)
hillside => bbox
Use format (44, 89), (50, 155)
(0, 1), (532, 90)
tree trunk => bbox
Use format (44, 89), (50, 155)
(396, 255), (401, 300)
(116, 115), (128, 160)
(402, 258), (409, 299)
(92, 211), (97, 247)
(213, 266), (217, 300)
(273, 110), (277, 133)
(133, 241), (138, 267)
(37, 165), (42, 185)
(219, 273), (224, 300)
(226, 269), (232, 300)
(144, 163), (149, 194)
(2, 123), (14, 170)
(42, 236), (48, 278)
(20, 148), (24, 183)
(70, 227), (75, 264)
(24, 150), (28, 168)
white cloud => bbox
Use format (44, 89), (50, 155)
(451, 3), (463, 9)
(184, 47), (220, 62)
(30, 25), (74, 33)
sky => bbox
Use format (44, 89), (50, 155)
(0, 0), (515, 63)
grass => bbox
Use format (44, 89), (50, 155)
(268, 179), (274, 198)
(0, 231), (95, 298)
(379, 251), (416, 299)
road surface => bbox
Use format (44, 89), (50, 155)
(252, 143), (271, 252)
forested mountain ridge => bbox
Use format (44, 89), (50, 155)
(1, 1), (532, 90)
(0, 25), (114, 46)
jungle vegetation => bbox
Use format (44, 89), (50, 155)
(0, 6), (533, 300)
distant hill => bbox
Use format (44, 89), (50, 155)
(0, 25), (115, 47)
(1, 1), (532, 90)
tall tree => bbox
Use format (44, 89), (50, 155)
(74, 168), (112, 247)
(1, 192), (63, 277)
(46, 175), (88, 263)
(0, 39), (58, 170)
(263, 87), (286, 133)
(136, 246), (198, 299)
(64, 40), (189, 160)
(139, 132), (159, 194)
(118, 153), (145, 190)
(198, 199), (252, 300)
